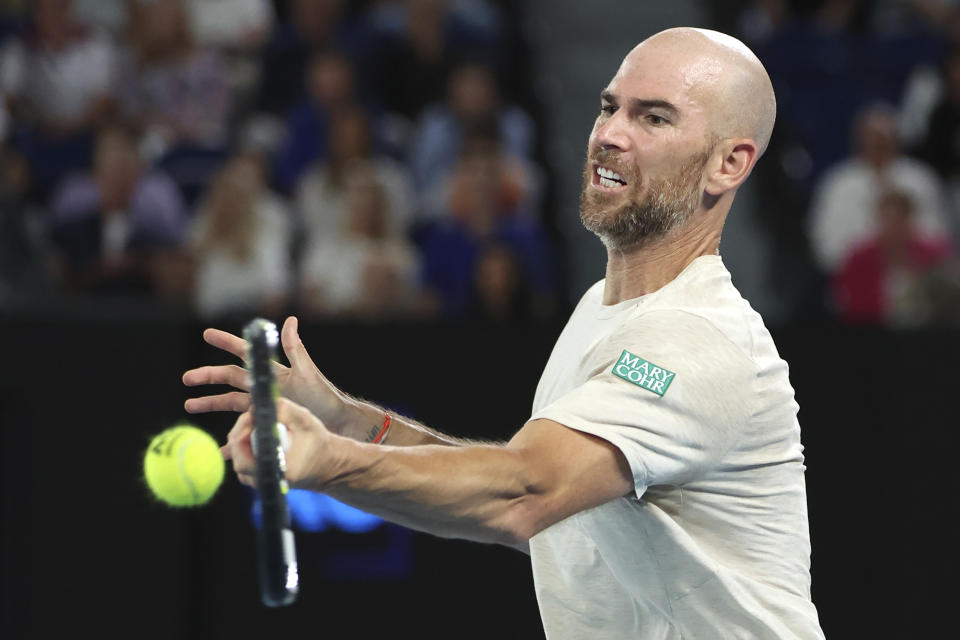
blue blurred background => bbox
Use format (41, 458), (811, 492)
(2, 1), (959, 638)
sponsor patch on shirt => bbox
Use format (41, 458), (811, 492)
(611, 350), (675, 396)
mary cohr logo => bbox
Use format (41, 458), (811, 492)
(611, 350), (675, 397)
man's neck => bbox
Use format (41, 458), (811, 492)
(601, 212), (724, 305)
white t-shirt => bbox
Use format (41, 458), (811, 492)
(529, 255), (824, 640)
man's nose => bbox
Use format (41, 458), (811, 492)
(592, 112), (631, 152)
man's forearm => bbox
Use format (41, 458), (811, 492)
(310, 435), (535, 550)
(340, 397), (497, 448)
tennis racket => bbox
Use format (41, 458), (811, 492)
(244, 318), (299, 607)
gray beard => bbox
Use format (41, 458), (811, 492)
(579, 146), (712, 249)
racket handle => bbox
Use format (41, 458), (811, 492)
(257, 522), (298, 607)
(255, 427), (298, 607)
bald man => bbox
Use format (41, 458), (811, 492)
(185, 28), (824, 639)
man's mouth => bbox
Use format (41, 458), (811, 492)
(593, 164), (628, 189)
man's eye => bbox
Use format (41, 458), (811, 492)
(600, 104), (617, 115)
(647, 114), (669, 125)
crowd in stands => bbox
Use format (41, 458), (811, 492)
(6, 0), (960, 329)
(720, 0), (960, 327)
(0, 0), (555, 323)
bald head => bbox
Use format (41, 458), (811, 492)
(623, 28), (776, 156)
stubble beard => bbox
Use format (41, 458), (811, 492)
(579, 144), (715, 250)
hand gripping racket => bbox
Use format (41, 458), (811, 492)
(243, 318), (299, 607)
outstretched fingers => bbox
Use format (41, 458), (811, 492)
(182, 364), (249, 389)
(203, 327), (248, 360)
(281, 316), (316, 372)
(185, 391), (250, 414)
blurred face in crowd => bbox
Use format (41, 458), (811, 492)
(579, 29), (775, 249)
(876, 190), (916, 249)
(34, 0), (72, 47)
(475, 244), (521, 312)
(448, 65), (498, 121)
(344, 168), (388, 239)
(293, 0), (344, 43)
(330, 111), (372, 163)
(307, 53), (355, 109)
(448, 143), (513, 227)
(205, 158), (259, 245)
(855, 108), (898, 169)
(407, 0), (445, 55)
(462, 146), (502, 199)
(94, 128), (142, 211)
(135, 0), (191, 60)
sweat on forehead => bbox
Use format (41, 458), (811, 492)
(616, 27), (776, 154)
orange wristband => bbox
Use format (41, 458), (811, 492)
(371, 413), (392, 444)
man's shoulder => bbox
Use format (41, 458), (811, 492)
(620, 266), (765, 364)
(612, 307), (755, 364)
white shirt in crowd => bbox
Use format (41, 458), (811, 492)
(0, 28), (115, 124)
(295, 159), (416, 243)
(191, 194), (290, 318)
(183, 0), (274, 49)
(301, 236), (420, 314)
(529, 255), (824, 640)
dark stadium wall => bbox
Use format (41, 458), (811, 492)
(1, 313), (957, 638)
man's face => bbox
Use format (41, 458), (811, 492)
(579, 46), (718, 248)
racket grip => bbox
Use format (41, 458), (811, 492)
(256, 519), (298, 607)
(255, 433), (298, 606)
(252, 415), (299, 606)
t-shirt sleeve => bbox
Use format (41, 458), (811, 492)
(530, 310), (756, 498)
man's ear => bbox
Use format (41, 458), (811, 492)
(704, 139), (758, 196)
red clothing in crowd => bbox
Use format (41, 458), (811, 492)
(834, 234), (953, 323)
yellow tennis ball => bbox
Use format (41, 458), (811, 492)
(144, 425), (225, 507)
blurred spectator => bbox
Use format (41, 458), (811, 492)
(369, 0), (505, 121)
(256, 0), (372, 116)
(808, 103), (951, 273)
(71, 0), (128, 37)
(182, 0), (273, 52)
(274, 49), (380, 192)
(834, 188), (954, 326)
(410, 62), (533, 192)
(0, 0), (115, 136)
(916, 47), (960, 208)
(418, 140), (554, 318)
(422, 119), (540, 224)
(897, 3), (960, 149)
(725, 0), (790, 46)
(118, 0), (233, 154)
(190, 153), (291, 319)
(928, 57), (960, 168)
(0, 0), (117, 195)
(758, 0), (943, 189)
(370, 0), (452, 121)
(48, 124), (188, 293)
(465, 243), (533, 324)
(294, 108), (414, 241)
(300, 168), (420, 319)
(0, 144), (53, 301)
